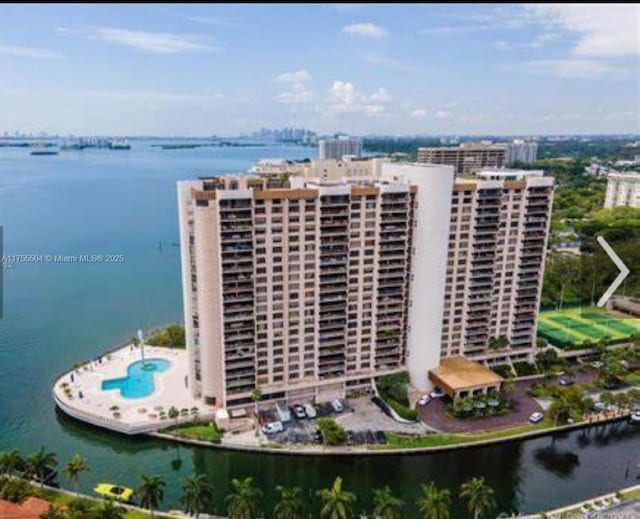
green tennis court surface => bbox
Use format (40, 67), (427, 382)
(537, 307), (640, 348)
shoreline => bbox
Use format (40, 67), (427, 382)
(148, 413), (636, 457)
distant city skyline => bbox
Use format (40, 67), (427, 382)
(0, 3), (638, 136)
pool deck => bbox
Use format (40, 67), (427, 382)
(53, 344), (216, 435)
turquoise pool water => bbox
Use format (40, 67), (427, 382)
(101, 358), (170, 399)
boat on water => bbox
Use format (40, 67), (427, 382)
(109, 139), (131, 150)
(30, 147), (59, 156)
(94, 483), (134, 502)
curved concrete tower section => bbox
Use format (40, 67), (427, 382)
(382, 163), (454, 390)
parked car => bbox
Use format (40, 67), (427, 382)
(347, 430), (355, 446)
(331, 399), (345, 413)
(303, 403), (317, 418)
(314, 429), (324, 444)
(558, 377), (574, 386)
(593, 401), (607, 412)
(603, 379), (622, 390)
(293, 405), (307, 420)
(263, 421), (284, 435)
(94, 484), (134, 503)
(529, 412), (544, 424)
(630, 411), (640, 424)
(418, 395), (431, 406)
(430, 388), (445, 399)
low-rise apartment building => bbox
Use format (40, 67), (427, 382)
(417, 142), (507, 175)
(604, 172), (640, 208)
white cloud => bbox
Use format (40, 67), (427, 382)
(522, 59), (632, 80)
(60, 26), (219, 54)
(275, 69), (313, 104)
(525, 4), (640, 57)
(410, 109), (428, 118)
(436, 110), (453, 119)
(275, 69), (311, 83)
(0, 45), (63, 60)
(326, 81), (393, 116)
(342, 22), (387, 39)
(493, 33), (557, 51)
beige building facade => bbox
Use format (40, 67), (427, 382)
(178, 161), (553, 409)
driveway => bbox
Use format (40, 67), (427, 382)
(418, 380), (543, 433)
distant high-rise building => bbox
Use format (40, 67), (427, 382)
(318, 136), (362, 160)
(605, 172), (640, 208)
(506, 139), (538, 164)
(417, 143), (507, 175)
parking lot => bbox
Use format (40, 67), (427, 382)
(259, 397), (431, 447)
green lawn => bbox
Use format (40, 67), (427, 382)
(382, 418), (555, 450)
(538, 307), (640, 348)
(162, 422), (222, 443)
(32, 487), (150, 519)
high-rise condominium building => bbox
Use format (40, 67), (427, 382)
(506, 139), (538, 165)
(604, 172), (640, 208)
(319, 136), (363, 160)
(417, 142), (507, 176)
(178, 162), (453, 408)
(441, 170), (554, 364)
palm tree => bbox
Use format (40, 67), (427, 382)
(250, 387), (262, 437)
(63, 454), (90, 497)
(92, 499), (127, 519)
(273, 485), (305, 519)
(39, 504), (65, 519)
(180, 474), (214, 519)
(459, 477), (496, 519)
(372, 485), (404, 519)
(225, 477), (263, 519)
(0, 450), (22, 476)
(25, 447), (57, 487)
(316, 477), (356, 519)
(416, 481), (451, 519)
(135, 475), (166, 518)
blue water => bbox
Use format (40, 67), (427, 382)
(101, 358), (170, 399)
(0, 141), (638, 517)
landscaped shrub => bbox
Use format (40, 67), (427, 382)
(385, 398), (419, 421)
(317, 418), (348, 446)
(491, 365), (514, 378)
(514, 362), (538, 377)
(375, 372), (419, 421)
(145, 323), (186, 348)
(0, 477), (31, 503)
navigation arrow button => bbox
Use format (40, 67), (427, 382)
(596, 236), (630, 307)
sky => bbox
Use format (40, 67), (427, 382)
(0, 3), (638, 136)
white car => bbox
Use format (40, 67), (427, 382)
(262, 421), (284, 435)
(303, 403), (317, 418)
(293, 405), (307, 420)
(630, 412), (640, 423)
(529, 412), (544, 424)
(418, 395), (431, 406)
(331, 399), (345, 413)
(430, 388), (445, 399)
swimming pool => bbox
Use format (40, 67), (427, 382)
(101, 358), (170, 399)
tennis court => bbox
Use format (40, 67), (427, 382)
(537, 307), (640, 348)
